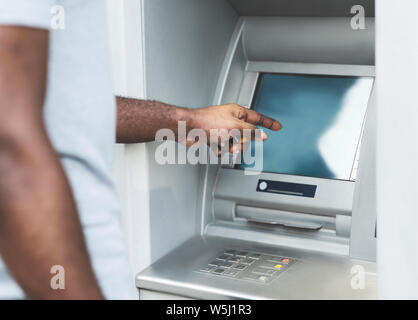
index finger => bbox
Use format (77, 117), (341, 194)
(237, 108), (282, 131)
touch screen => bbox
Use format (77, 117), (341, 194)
(240, 73), (374, 180)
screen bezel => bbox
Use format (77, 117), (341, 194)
(229, 62), (375, 183)
(214, 62), (375, 216)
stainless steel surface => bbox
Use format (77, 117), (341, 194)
(242, 17), (375, 65)
(205, 221), (349, 256)
(235, 205), (336, 230)
(140, 289), (192, 300)
(227, 0), (375, 17)
(136, 236), (377, 299)
(350, 83), (377, 261)
(215, 168), (355, 218)
(247, 62), (375, 77)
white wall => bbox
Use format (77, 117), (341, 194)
(106, 0), (151, 275)
(376, 0), (418, 299)
(143, 0), (238, 262)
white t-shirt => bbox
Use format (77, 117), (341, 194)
(0, 0), (137, 299)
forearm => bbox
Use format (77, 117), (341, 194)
(0, 26), (103, 299)
(116, 97), (192, 143)
(0, 135), (104, 299)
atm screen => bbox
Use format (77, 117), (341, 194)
(240, 73), (374, 181)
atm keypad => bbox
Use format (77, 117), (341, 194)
(197, 248), (296, 284)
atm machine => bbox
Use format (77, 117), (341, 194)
(136, 0), (376, 299)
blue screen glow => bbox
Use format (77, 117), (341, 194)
(240, 73), (374, 180)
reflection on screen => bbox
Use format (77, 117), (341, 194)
(240, 73), (374, 180)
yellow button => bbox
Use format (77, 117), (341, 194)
(274, 264), (283, 269)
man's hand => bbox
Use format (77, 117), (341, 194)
(187, 103), (282, 153)
(117, 99), (282, 153)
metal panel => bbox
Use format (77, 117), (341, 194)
(205, 221), (349, 255)
(243, 17), (375, 65)
(247, 62), (375, 76)
(227, 0), (375, 17)
(215, 168), (355, 218)
(136, 236), (377, 299)
(350, 85), (376, 261)
(235, 205), (336, 230)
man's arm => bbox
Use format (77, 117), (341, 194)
(0, 27), (103, 299)
(116, 97), (281, 147)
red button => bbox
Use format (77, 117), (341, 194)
(282, 258), (290, 263)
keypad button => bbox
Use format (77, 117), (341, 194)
(244, 274), (260, 281)
(227, 256), (240, 263)
(220, 261), (234, 268)
(213, 268), (225, 275)
(244, 274), (270, 283)
(232, 264), (247, 270)
(257, 275), (270, 283)
(200, 266), (215, 273)
(266, 256), (284, 263)
(224, 250), (236, 255)
(259, 262), (284, 270)
(240, 258), (255, 265)
(217, 254), (229, 261)
(235, 251), (249, 257)
(223, 269), (239, 277)
(252, 267), (276, 276)
(247, 253), (261, 259)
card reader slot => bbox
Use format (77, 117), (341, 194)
(235, 205), (336, 231)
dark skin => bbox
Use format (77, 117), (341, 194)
(0, 27), (281, 299)
(116, 98), (282, 152)
(0, 27), (103, 299)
